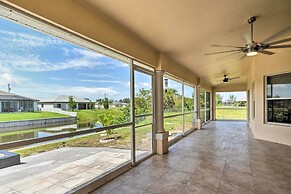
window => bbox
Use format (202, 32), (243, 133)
(163, 76), (195, 139)
(184, 84), (195, 132)
(163, 77), (183, 139)
(266, 72), (291, 124)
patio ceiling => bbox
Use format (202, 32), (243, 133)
(80, 0), (291, 87)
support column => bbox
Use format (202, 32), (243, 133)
(195, 86), (202, 129)
(154, 70), (169, 154)
(212, 92), (216, 120)
(16, 101), (20, 111)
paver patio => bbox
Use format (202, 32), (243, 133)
(0, 147), (146, 194)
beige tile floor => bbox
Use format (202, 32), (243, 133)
(91, 121), (291, 194)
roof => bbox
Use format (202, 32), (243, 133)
(0, 90), (36, 101)
(39, 95), (90, 103)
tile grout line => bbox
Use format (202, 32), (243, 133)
(216, 136), (233, 192)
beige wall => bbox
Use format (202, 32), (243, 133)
(247, 50), (291, 146)
(158, 53), (199, 86)
(213, 83), (247, 93)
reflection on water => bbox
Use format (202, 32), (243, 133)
(0, 122), (103, 143)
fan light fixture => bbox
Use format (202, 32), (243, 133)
(246, 51), (257, 56)
(206, 16), (291, 57)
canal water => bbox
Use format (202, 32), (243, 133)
(0, 122), (103, 143)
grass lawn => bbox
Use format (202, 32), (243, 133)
(9, 107), (247, 157)
(216, 106), (247, 120)
(13, 125), (149, 157)
(76, 108), (129, 124)
(0, 111), (69, 122)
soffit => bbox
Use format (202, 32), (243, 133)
(82, 0), (291, 87)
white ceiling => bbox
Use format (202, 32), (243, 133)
(82, 0), (291, 86)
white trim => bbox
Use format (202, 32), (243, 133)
(265, 122), (291, 127)
(264, 71), (291, 125)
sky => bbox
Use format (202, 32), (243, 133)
(217, 92), (246, 101)
(0, 17), (153, 101)
(1, 17), (239, 102)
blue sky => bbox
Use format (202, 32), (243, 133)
(0, 17), (247, 102)
(0, 17), (153, 101)
(217, 92), (246, 101)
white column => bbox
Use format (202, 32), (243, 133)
(33, 101), (37, 111)
(195, 86), (202, 129)
(0, 101), (2, 112)
(182, 82), (185, 134)
(192, 86), (196, 129)
(16, 101), (20, 111)
(154, 70), (169, 154)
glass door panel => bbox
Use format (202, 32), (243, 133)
(134, 70), (153, 161)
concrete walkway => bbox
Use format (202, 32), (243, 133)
(92, 121), (291, 194)
(0, 147), (146, 194)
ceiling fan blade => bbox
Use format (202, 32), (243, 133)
(211, 45), (244, 49)
(267, 37), (291, 45)
(265, 45), (291, 49)
(217, 51), (241, 59)
(229, 77), (240, 80)
(258, 50), (275, 55)
(205, 49), (241, 55)
(262, 26), (291, 43)
(240, 54), (247, 60)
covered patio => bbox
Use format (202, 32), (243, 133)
(93, 121), (291, 194)
(0, 0), (290, 193)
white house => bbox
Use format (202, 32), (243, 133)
(0, 90), (38, 112)
(38, 95), (90, 111)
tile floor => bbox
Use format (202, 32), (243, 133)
(91, 121), (291, 194)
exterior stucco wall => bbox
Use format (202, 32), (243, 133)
(247, 51), (291, 146)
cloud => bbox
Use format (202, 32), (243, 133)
(72, 48), (103, 59)
(78, 72), (115, 79)
(0, 66), (25, 86)
(79, 79), (124, 84)
(49, 77), (71, 81)
(0, 28), (128, 72)
(0, 52), (106, 72)
(138, 82), (151, 88)
(125, 82), (130, 87)
(11, 81), (120, 100)
(1, 73), (17, 83)
(67, 86), (118, 96)
(0, 30), (63, 48)
(115, 61), (130, 67)
(49, 77), (126, 85)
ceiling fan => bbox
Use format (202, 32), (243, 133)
(205, 16), (291, 57)
(222, 75), (239, 83)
